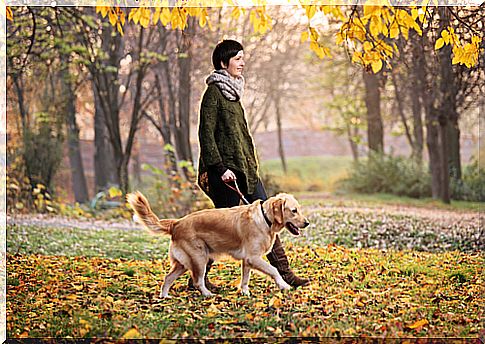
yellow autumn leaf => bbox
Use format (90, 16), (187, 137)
(206, 303), (220, 317)
(231, 7), (241, 20)
(171, 8), (180, 29)
(108, 186), (122, 198)
(129, 8), (140, 24)
(6, 6), (13, 21)
(161, 7), (171, 26)
(301, 31), (309, 43)
(434, 37), (445, 50)
(199, 9), (208, 28)
(254, 301), (266, 308)
(96, 6), (109, 18)
(305, 5), (316, 20)
(122, 328), (143, 339)
(408, 319), (429, 329)
(352, 51), (363, 63)
(152, 8), (161, 25)
(389, 22), (399, 39)
(411, 8), (418, 20)
(108, 10), (117, 26)
(371, 59), (383, 73)
(139, 8), (151, 28)
(269, 296), (282, 308)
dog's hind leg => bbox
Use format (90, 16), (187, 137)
(247, 256), (291, 291)
(160, 261), (187, 298)
(240, 260), (251, 295)
(190, 256), (213, 297)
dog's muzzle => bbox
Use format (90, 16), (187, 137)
(285, 220), (309, 236)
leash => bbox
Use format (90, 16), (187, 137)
(224, 180), (250, 205)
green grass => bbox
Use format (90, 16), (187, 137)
(260, 155), (353, 192)
(260, 155), (482, 212)
(7, 224), (169, 260)
(300, 191), (483, 212)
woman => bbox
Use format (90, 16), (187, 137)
(195, 39), (309, 290)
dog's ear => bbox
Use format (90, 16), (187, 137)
(272, 198), (285, 225)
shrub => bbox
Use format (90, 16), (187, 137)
(451, 161), (485, 202)
(22, 115), (63, 191)
(7, 148), (56, 214)
(341, 152), (431, 198)
(137, 159), (211, 218)
(259, 172), (284, 197)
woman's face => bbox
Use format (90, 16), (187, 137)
(223, 50), (245, 78)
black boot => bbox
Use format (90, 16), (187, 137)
(267, 236), (310, 288)
(187, 259), (219, 291)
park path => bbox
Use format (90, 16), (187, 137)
(7, 197), (482, 233)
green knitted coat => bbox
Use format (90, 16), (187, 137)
(197, 84), (259, 195)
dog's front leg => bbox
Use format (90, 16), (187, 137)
(240, 260), (251, 295)
(248, 257), (291, 291)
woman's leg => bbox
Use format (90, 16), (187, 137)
(247, 180), (310, 288)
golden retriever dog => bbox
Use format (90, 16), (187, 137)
(126, 191), (309, 297)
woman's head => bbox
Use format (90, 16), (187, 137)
(212, 40), (245, 77)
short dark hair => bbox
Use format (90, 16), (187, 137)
(212, 40), (244, 70)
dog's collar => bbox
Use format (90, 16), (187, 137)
(260, 200), (272, 228)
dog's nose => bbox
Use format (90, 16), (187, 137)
(303, 220), (310, 228)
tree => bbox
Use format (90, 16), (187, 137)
(69, 8), (159, 193)
(7, 7), (90, 202)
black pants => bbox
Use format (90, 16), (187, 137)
(207, 169), (267, 208)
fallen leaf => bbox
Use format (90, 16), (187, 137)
(122, 328), (143, 339)
(408, 319), (429, 329)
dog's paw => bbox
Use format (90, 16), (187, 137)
(278, 282), (291, 291)
(201, 291), (214, 297)
(133, 214), (140, 224)
(240, 288), (250, 296)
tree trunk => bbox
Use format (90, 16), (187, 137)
(175, 21), (196, 175)
(437, 7), (453, 203)
(410, 32), (425, 164)
(448, 116), (461, 180)
(132, 141), (142, 187)
(391, 73), (414, 152)
(439, 119), (451, 203)
(426, 109), (441, 199)
(12, 75), (29, 136)
(93, 81), (119, 192)
(363, 69), (384, 154)
(274, 97), (287, 174)
(61, 67), (89, 203)
(119, 157), (130, 195)
(346, 123), (359, 162)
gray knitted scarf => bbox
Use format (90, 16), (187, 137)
(206, 69), (245, 101)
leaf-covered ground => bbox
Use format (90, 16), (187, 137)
(6, 202), (484, 339)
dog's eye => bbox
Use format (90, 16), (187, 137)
(291, 208), (298, 213)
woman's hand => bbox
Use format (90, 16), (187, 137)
(221, 169), (237, 182)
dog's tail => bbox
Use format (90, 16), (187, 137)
(126, 191), (175, 235)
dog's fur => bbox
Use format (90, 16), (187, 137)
(126, 191), (309, 297)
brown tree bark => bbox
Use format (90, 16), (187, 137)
(175, 24), (195, 167)
(274, 97), (288, 174)
(425, 108), (442, 199)
(93, 81), (119, 192)
(60, 66), (89, 203)
(363, 69), (384, 153)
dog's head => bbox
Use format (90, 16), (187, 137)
(268, 193), (309, 236)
